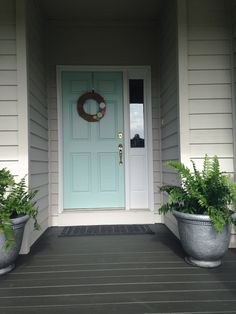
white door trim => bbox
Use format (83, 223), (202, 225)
(56, 65), (154, 217)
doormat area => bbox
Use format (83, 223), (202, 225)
(59, 225), (155, 237)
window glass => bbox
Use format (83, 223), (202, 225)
(129, 80), (145, 148)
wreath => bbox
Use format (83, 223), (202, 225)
(77, 91), (106, 122)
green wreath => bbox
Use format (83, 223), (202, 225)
(77, 91), (106, 122)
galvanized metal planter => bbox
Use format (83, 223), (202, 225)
(173, 210), (231, 268)
(0, 215), (28, 275)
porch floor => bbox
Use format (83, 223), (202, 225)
(0, 225), (236, 314)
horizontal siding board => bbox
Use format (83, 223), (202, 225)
(162, 146), (179, 160)
(162, 172), (179, 185)
(31, 173), (48, 188)
(190, 114), (232, 129)
(30, 134), (48, 151)
(34, 184), (49, 201)
(161, 93), (177, 117)
(189, 99), (232, 114)
(30, 147), (48, 162)
(0, 116), (17, 130)
(161, 119), (178, 140)
(0, 25), (16, 39)
(161, 106), (178, 125)
(29, 60), (45, 86)
(188, 11), (230, 27)
(160, 74), (177, 99)
(0, 55), (16, 70)
(190, 129), (233, 144)
(188, 70), (231, 84)
(0, 40), (16, 54)
(189, 84), (231, 99)
(36, 207), (49, 227)
(36, 196), (49, 212)
(30, 121), (48, 140)
(0, 161), (18, 174)
(0, 0), (15, 12)
(161, 133), (179, 150)
(190, 143), (233, 157)
(188, 40), (231, 55)
(0, 70), (17, 85)
(30, 161), (48, 174)
(0, 12), (15, 24)
(188, 26), (231, 40)
(188, 55), (230, 70)
(160, 66), (177, 95)
(190, 158), (234, 173)
(188, 0), (230, 10)
(0, 86), (17, 100)
(29, 79), (47, 104)
(0, 131), (18, 145)
(0, 0), (15, 20)
(30, 107), (48, 130)
(29, 93), (47, 118)
(0, 101), (17, 115)
(0, 146), (18, 160)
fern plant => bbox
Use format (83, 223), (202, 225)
(0, 168), (39, 248)
(159, 155), (236, 232)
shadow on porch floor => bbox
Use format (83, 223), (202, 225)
(0, 224), (236, 314)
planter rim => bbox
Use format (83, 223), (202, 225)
(173, 210), (212, 222)
(11, 215), (29, 225)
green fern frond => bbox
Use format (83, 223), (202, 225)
(158, 155), (236, 232)
(158, 203), (172, 214)
(211, 155), (221, 178)
(166, 161), (193, 182)
(202, 154), (210, 179)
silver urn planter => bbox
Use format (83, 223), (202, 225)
(173, 210), (231, 268)
(0, 215), (28, 275)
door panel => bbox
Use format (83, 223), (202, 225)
(62, 71), (124, 209)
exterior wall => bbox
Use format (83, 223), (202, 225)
(0, 0), (18, 174)
(187, 0), (234, 173)
(0, 0), (46, 252)
(176, 0), (235, 246)
(27, 0), (49, 245)
(46, 22), (162, 221)
(160, 0), (179, 232)
(161, 0), (236, 246)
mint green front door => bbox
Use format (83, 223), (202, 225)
(62, 71), (125, 209)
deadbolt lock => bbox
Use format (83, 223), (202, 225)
(118, 132), (123, 139)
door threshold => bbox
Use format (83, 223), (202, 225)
(55, 209), (156, 226)
(63, 208), (152, 212)
(64, 208), (126, 212)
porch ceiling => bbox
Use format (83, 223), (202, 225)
(38, 0), (162, 21)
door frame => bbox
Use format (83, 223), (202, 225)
(56, 65), (154, 214)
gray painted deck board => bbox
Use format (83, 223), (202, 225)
(0, 225), (236, 313)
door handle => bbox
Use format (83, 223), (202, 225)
(118, 144), (123, 165)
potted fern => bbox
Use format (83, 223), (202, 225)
(159, 155), (236, 268)
(0, 168), (39, 275)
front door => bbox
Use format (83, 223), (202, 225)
(62, 71), (125, 209)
